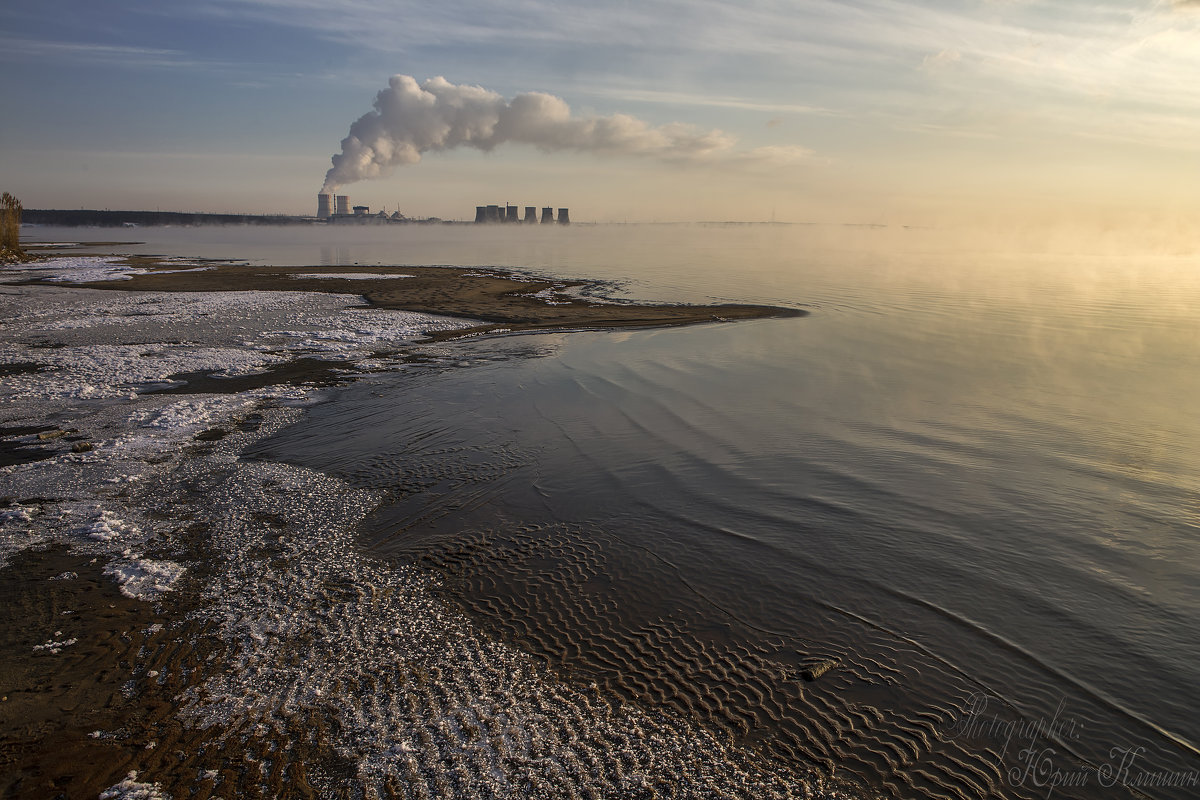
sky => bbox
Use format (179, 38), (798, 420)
(1, 0), (1198, 225)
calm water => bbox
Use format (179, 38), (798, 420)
(42, 223), (1200, 797)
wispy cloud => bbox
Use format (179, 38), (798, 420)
(920, 48), (962, 73)
(197, 1), (1200, 101)
(20, 148), (317, 162)
(0, 36), (210, 69)
(579, 86), (840, 117)
(0, 34), (253, 76)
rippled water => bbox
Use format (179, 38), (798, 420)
(50, 223), (1200, 797)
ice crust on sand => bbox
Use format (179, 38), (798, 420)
(6, 255), (212, 285)
(0, 505), (35, 524)
(32, 636), (78, 654)
(84, 510), (138, 542)
(99, 771), (171, 800)
(104, 555), (186, 600)
(0, 279), (475, 401)
(0, 278), (474, 575)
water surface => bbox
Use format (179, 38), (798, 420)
(53, 223), (1200, 798)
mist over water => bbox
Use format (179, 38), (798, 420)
(56, 223), (1200, 797)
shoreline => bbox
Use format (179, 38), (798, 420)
(0, 256), (841, 798)
(17, 247), (805, 343)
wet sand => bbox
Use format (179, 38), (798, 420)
(0, 541), (334, 799)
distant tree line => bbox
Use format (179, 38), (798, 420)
(23, 209), (317, 227)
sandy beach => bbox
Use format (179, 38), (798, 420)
(0, 248), (835, 799)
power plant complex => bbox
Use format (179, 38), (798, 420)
(473, 205), (569, 224)
(316, 194), (569, 224)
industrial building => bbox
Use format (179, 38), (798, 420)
(473, 205), (502, 223)
(320, 193), (569, 224)
(319, 193), (390, 224)
(316, 193), (368, 220)
(474, 203), (570, 224)
(318, 193), (355, 218)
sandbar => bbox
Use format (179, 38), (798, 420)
(49, 257), (805, 340)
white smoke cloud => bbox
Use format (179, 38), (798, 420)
(321, 75), (807, 191)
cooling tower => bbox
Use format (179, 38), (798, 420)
(335, 195), (350, 215)
(524, 206), (537, 224)
(475, 207), (487, 223)
(317, 193), (333, 219)
(557, 208), (570, 225)
(506, 205), (519, 223)
(541, 207), (554, 224)
(486, 205), (502, 222)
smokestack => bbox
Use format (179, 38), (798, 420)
(317, 193), (333, 219)
(524, 206), (537, 224)
(557, 208), (570, 225)
(336, 195), (350, 215)
(541, 207), (554, 224)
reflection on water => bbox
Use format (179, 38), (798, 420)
(318, 245), (358, 266)
(128, 223), (1200, 798)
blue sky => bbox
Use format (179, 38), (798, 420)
(2, 0), (1198, 223)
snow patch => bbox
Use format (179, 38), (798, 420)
(0, 505), (35, 525)
(526, 286), (574, 306)
(99, 771), (171, 800)
(104, 555), (186, 600)
(0, 286), (476, 400)
(0, 343), (281, 401)
(84, 511), (139, 542)
(16, 256), (213, 285)
(136, 398), (230, 431)
(33, 636), (77, 654)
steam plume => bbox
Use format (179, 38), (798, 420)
(321, 75), (804, 192)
